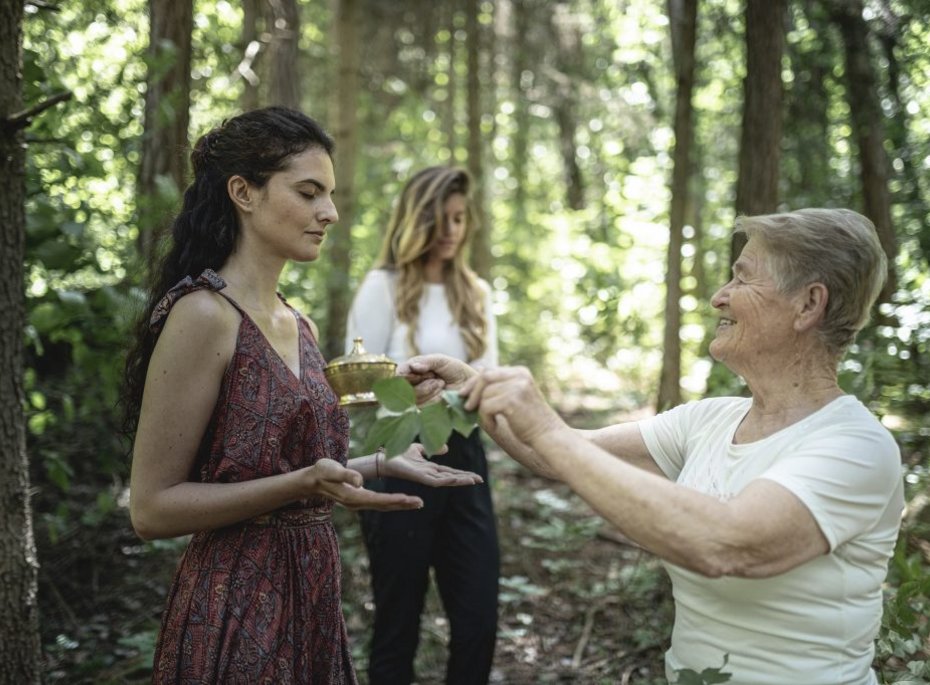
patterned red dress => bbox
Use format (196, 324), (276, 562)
(148, 270), (357, 685)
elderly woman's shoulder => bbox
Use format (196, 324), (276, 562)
(661, 395), (751, 424)
(826, 395), (900, 443)
(688, 395), (752, 413)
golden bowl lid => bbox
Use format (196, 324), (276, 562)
(325, 337), (395, 370)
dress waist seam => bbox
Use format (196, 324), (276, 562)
(249, 508), (332, 528)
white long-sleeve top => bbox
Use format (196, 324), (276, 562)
(345, 269), (498, 368)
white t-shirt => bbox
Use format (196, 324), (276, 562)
(345, 268), (498, 367)
(638, 395), (904, 685)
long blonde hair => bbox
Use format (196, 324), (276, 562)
(375, 166), (488, 360)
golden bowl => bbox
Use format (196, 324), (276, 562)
(324, 337), (397, 406)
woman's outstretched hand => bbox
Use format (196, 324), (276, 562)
(460, 366), (564, 448)
(397, 354), (477, 404)
(303, 458), (423, 511)
(384, 443), (483, 487)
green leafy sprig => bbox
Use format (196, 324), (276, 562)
(674, 654), (732, 684)
(357, 377), (479, 458)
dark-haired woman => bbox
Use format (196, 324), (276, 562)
(123, 108), (481, 684)
(346, 166), (499, 685)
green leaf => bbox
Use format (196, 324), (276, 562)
(362, 412), (402, 455)
(45, 454), (73, 492)
(373, 377), (417, 412)
(674, 671), (704, 685)
(442, 389), (467, 413)
(381, 411), (421, 459)
(29, 301), (66, 334)
(442, 389), (479, 435)
(419, 402), (453, 456)
(363, 410), (421, 459)
(33, 239), (83, 271)
(674, 654), (731, 684)
(450, 411), (477, 438)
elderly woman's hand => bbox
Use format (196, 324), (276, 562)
(397, 354), (478, 404)
(460, 366), (565, 448)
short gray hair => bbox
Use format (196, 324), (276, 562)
(735, 208), (887, 357)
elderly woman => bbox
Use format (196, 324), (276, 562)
(399, 208), (904, 684)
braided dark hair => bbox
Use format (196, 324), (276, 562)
(121, 107), (334, 441)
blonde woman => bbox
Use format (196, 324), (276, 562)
(346, 166), (499, 684)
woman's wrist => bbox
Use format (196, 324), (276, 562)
(374, 447), (385, 479)
(533, 425), (579, 480)
(293, 465), (319, 499)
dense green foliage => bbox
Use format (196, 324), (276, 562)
(358, 378), (479, 457)
(17, 0), (930, 681)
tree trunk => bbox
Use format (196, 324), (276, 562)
(875, 6), (929, 266)
(688, 156), (708, 304)
(732, 0), (786, 262)
(466, 0), (492, 279)
(138, 0), (193, 267)
(657, 0), (697, 412)
(510, 0), (530, 227)
(0, 0), (42, 681)
(786, 1), (832, 207)
(443, 0), (458, 156)
(323, 0), (360, 360)
(831, 0), (897, 303)
(268, 0), (301, 108)
(548, 5), (585, 210)
(239, 0), (263, 111)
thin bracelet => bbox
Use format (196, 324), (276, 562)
(375, 447), (384, 478)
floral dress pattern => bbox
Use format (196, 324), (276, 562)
(149, 270), (356, 685)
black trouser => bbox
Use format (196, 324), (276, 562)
(360, 430), (499, 685)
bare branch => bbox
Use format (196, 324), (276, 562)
(25, 0), (61, 11)
(2, 91), (72, 131)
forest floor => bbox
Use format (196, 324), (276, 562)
(36, 402), (676, 684)
(340, 447), (675, 685)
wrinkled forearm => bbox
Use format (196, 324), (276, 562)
(479, 416), (563, 480)
(537, 427), (744, 577)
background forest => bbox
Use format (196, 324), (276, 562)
(2, 0), (929, 683)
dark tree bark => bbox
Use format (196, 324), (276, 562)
(732, 0), (786, 262)
(239, 0), (263, 111)
(466, 0), (492, 279)
(657, 0), (697, 412)
(443, 0), (458, 155)
(267, 0), (301, 108)
(831, 0), (897, 303)
(687, 153), (708, 304)
(0, 0), (42, 681)
(785, 1), (833, 207)
(138, 0), (193, 266)
(323, 0), (360, 360)
(874, 3), (929, 265)
(510, 0), (531, 226)
(548, 4), (585, 210)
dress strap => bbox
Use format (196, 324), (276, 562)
(276, 292), (317, 342)
(149, 269), (229, 333)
